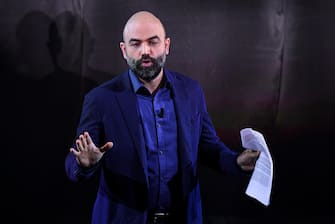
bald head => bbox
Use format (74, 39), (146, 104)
(122, 11), (166, 42)
(119, 11), (170, 84)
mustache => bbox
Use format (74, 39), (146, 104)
(137, 54), (154, 64)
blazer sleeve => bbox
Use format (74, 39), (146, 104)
(197, 86), (242, 175)
(65, 91), (103, 182)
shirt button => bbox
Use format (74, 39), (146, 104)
(159, 150), (164, 155)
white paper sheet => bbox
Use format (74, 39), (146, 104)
(240, 128), (273, 206)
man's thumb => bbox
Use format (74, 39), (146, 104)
(100, 142), (113, 153)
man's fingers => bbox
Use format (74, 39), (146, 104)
(246, 149), (260, 158)
(84, 132), (93, 145)
(70, 147), (79, 156)
(80, 134), (88, 149)
(100, 142), (114, 153)
(250, 150), (260, 156)
(253, 151), (261, 160)
(248, 151), (260, 163)
(76, 131), (113, 153)
(76, 139), (84, 151)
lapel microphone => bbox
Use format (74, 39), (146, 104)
(158, 108), (164, 118)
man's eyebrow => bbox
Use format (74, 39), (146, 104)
(128, 38), (140, 43)
(128, 35), (160, 43)
(147, 35), (160, 41)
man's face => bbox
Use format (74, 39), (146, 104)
(120, 17), (170, 81)
(126, 52), (166, 81)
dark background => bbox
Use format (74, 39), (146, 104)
(1, 0), (334, 223)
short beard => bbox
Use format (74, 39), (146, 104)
(126, 53), (166, 82)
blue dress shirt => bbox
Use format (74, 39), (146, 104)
(129, 70), (179, 213)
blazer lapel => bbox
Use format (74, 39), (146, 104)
(168, 71), (197, 197)
(114, 72), (149, 184)
(168, 71), (193, 163)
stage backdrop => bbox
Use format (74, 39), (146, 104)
(1, 0), (334, 223)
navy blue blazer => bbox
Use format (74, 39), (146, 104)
(65, 69), (241, 224)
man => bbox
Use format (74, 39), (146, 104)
(65, 11), (260, 224)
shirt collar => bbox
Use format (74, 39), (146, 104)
(128, 69), (172, 94)
(129, 69), (143, 93)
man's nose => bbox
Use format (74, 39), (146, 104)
(141, 43), (151, 55)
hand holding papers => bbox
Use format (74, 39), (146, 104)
(240, 128), (273, 206)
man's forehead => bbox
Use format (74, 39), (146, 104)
(124, 24), (165, 42)
(123, 12), (166, 41)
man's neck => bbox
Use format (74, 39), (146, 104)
(141, 70), (164, 95)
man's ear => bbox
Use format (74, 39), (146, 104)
(165, 37), (171, 55)
(120, 42), (127, 59)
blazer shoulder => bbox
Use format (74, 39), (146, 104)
(168, 71), (204, 98)
(167, 69), (201, 89)
(86, 72), (130, 97)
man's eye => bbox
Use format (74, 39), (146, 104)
(149, 41), (158, 46)
(130, 42), (140, 47)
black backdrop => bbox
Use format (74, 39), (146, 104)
(1, 0), (334, 223)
